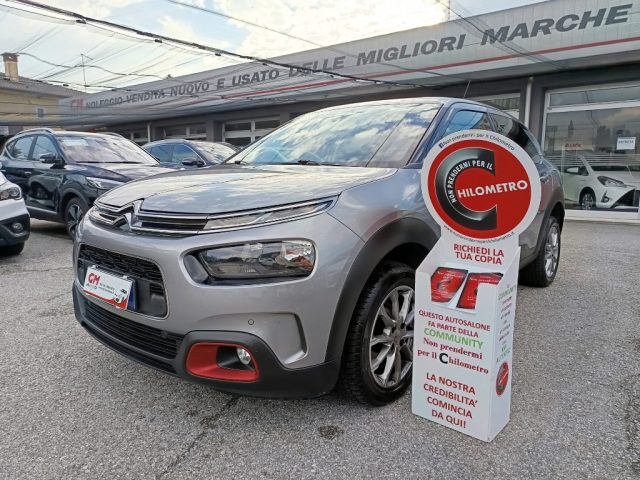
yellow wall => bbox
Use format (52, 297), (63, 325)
(0, 88), (66, 126)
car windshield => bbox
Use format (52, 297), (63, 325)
(226, 102), (441, 168)
(193, 142), (237, 163)
(57, 135), (158, 165)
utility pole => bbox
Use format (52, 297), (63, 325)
(81, 53), (87, 92)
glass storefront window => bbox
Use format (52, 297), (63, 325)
(470, 94), (521, 119)
(544, 83), (640, 216)
(223, 117), (280, 147)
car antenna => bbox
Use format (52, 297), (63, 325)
(462, 80), (472, 99)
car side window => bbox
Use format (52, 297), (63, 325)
(149, 145), (173, 163)
(31, 135), (58, 160)
(490, 113), (541, 161)
(172, 144), (198, 164)
(443, 110), (492, 137)
(8, 136), (34, 160)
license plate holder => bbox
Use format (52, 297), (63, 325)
(83, 266), (133, 310)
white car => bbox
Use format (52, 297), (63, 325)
(0, 172), (30, 255)
(561, 157), (639, 210)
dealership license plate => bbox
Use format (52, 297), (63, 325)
(83, 266), (133, 310)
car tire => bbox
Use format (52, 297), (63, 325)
(341, 261), (415, 406)
(520, 216), (561, 288)
(1, 242), (25, 256)
(64, 197), (88, 238)
(579, 189), (596, 210)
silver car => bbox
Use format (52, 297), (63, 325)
(72, 98), (564, 405)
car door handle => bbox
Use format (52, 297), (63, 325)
(24, 172), (32, 178)
(540, 174), (550, 183)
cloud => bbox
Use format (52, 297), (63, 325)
(213, 0), (447, 58)
(37, 0), (144, 19)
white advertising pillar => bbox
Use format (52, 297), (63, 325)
(412, 129), (541, 442)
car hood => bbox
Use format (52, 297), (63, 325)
(86, 163), (175, 180)
(97, 164), (396, 214)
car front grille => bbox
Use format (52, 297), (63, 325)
(84, 300), (182, 359)
(77, 245), (167, 317)
(91, 202), (207, 236)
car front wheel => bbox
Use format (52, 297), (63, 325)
(520, 216), (561, 287)
(1, 242), (25, 256)
(341, 262), (415, 405)
(64, 197), (88, 238)
(580, 189), (596, 210)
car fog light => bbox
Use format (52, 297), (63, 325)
(11, 222), (24, 233)
(237, 347), (252, 365)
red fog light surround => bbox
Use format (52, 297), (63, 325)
(186, 343), (260, 382)
(430, 267), (468, 303)
(457, 272), (503, 310)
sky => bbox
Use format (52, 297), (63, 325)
(0, 0), (547, 93)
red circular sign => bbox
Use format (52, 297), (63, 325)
(496, 361), (509, 396)
(426, 138), (534, 240)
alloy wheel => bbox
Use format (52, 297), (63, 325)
(368, 285), (414, 389)
(544, 224), (560, 279)
(66, 203), (84, 237)
(581, 192), (595, 210)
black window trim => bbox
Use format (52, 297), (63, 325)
(6, 134), (37, 161)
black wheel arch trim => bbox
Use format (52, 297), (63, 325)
(59, 187), (91, 216)
(324, 217), (437, 363)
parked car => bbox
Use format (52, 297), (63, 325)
(559, 154), (639, 210)
(143, 139), (238, 168)
(72, 98), (565, 405)
(0, 172), (29, 255)
(0, 129), (175, 237)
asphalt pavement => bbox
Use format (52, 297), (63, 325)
(0, 219), (638, 479)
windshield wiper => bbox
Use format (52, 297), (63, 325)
(233, 159), (247, 165)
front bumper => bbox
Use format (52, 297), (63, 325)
(73, 286), (340, 398)
(0, 212), (30, 247)
(72, 211), (363, 397)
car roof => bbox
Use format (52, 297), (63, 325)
(11, 129), (125, 140)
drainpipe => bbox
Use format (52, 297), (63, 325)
(524, 76), (533, 128)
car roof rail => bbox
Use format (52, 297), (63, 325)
(102, 132), (126, 138)
(18, 127), (57, 135)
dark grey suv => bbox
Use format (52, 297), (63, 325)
(0, 129), (173, 236)
(72, 98), (564, 405)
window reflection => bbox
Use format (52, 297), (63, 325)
(231, 103), (441, 168)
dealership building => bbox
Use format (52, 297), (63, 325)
(60, 0), (640, 219)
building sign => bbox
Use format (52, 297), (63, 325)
(412, 130), (541, 442)
(616, 136), (636, 150)
(60, 1), (640, 122)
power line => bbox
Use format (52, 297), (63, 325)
(164, 0), (473, 84)
(5, 0), (429, 91)
(436, 0), (566, 70)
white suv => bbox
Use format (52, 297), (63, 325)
(0, 172), (30, 255)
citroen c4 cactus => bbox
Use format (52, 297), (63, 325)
(72, 98), (565, 405)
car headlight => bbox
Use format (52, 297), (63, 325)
(86, 177), (124, 190)
(198, 240), (315, 280)
(203, 198), (335, 231)
(0, 185), (22, 201)
(597, 176), (626, 187)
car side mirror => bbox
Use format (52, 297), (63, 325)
(181, 157), (205, 167)
(39, 153), (64, 166)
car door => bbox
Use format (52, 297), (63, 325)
(1, 135), (36, 193)
(27, 135), (65, 212)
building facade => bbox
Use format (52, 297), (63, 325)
(0, 53), (79, 145)
(60, 0), (640, 219)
